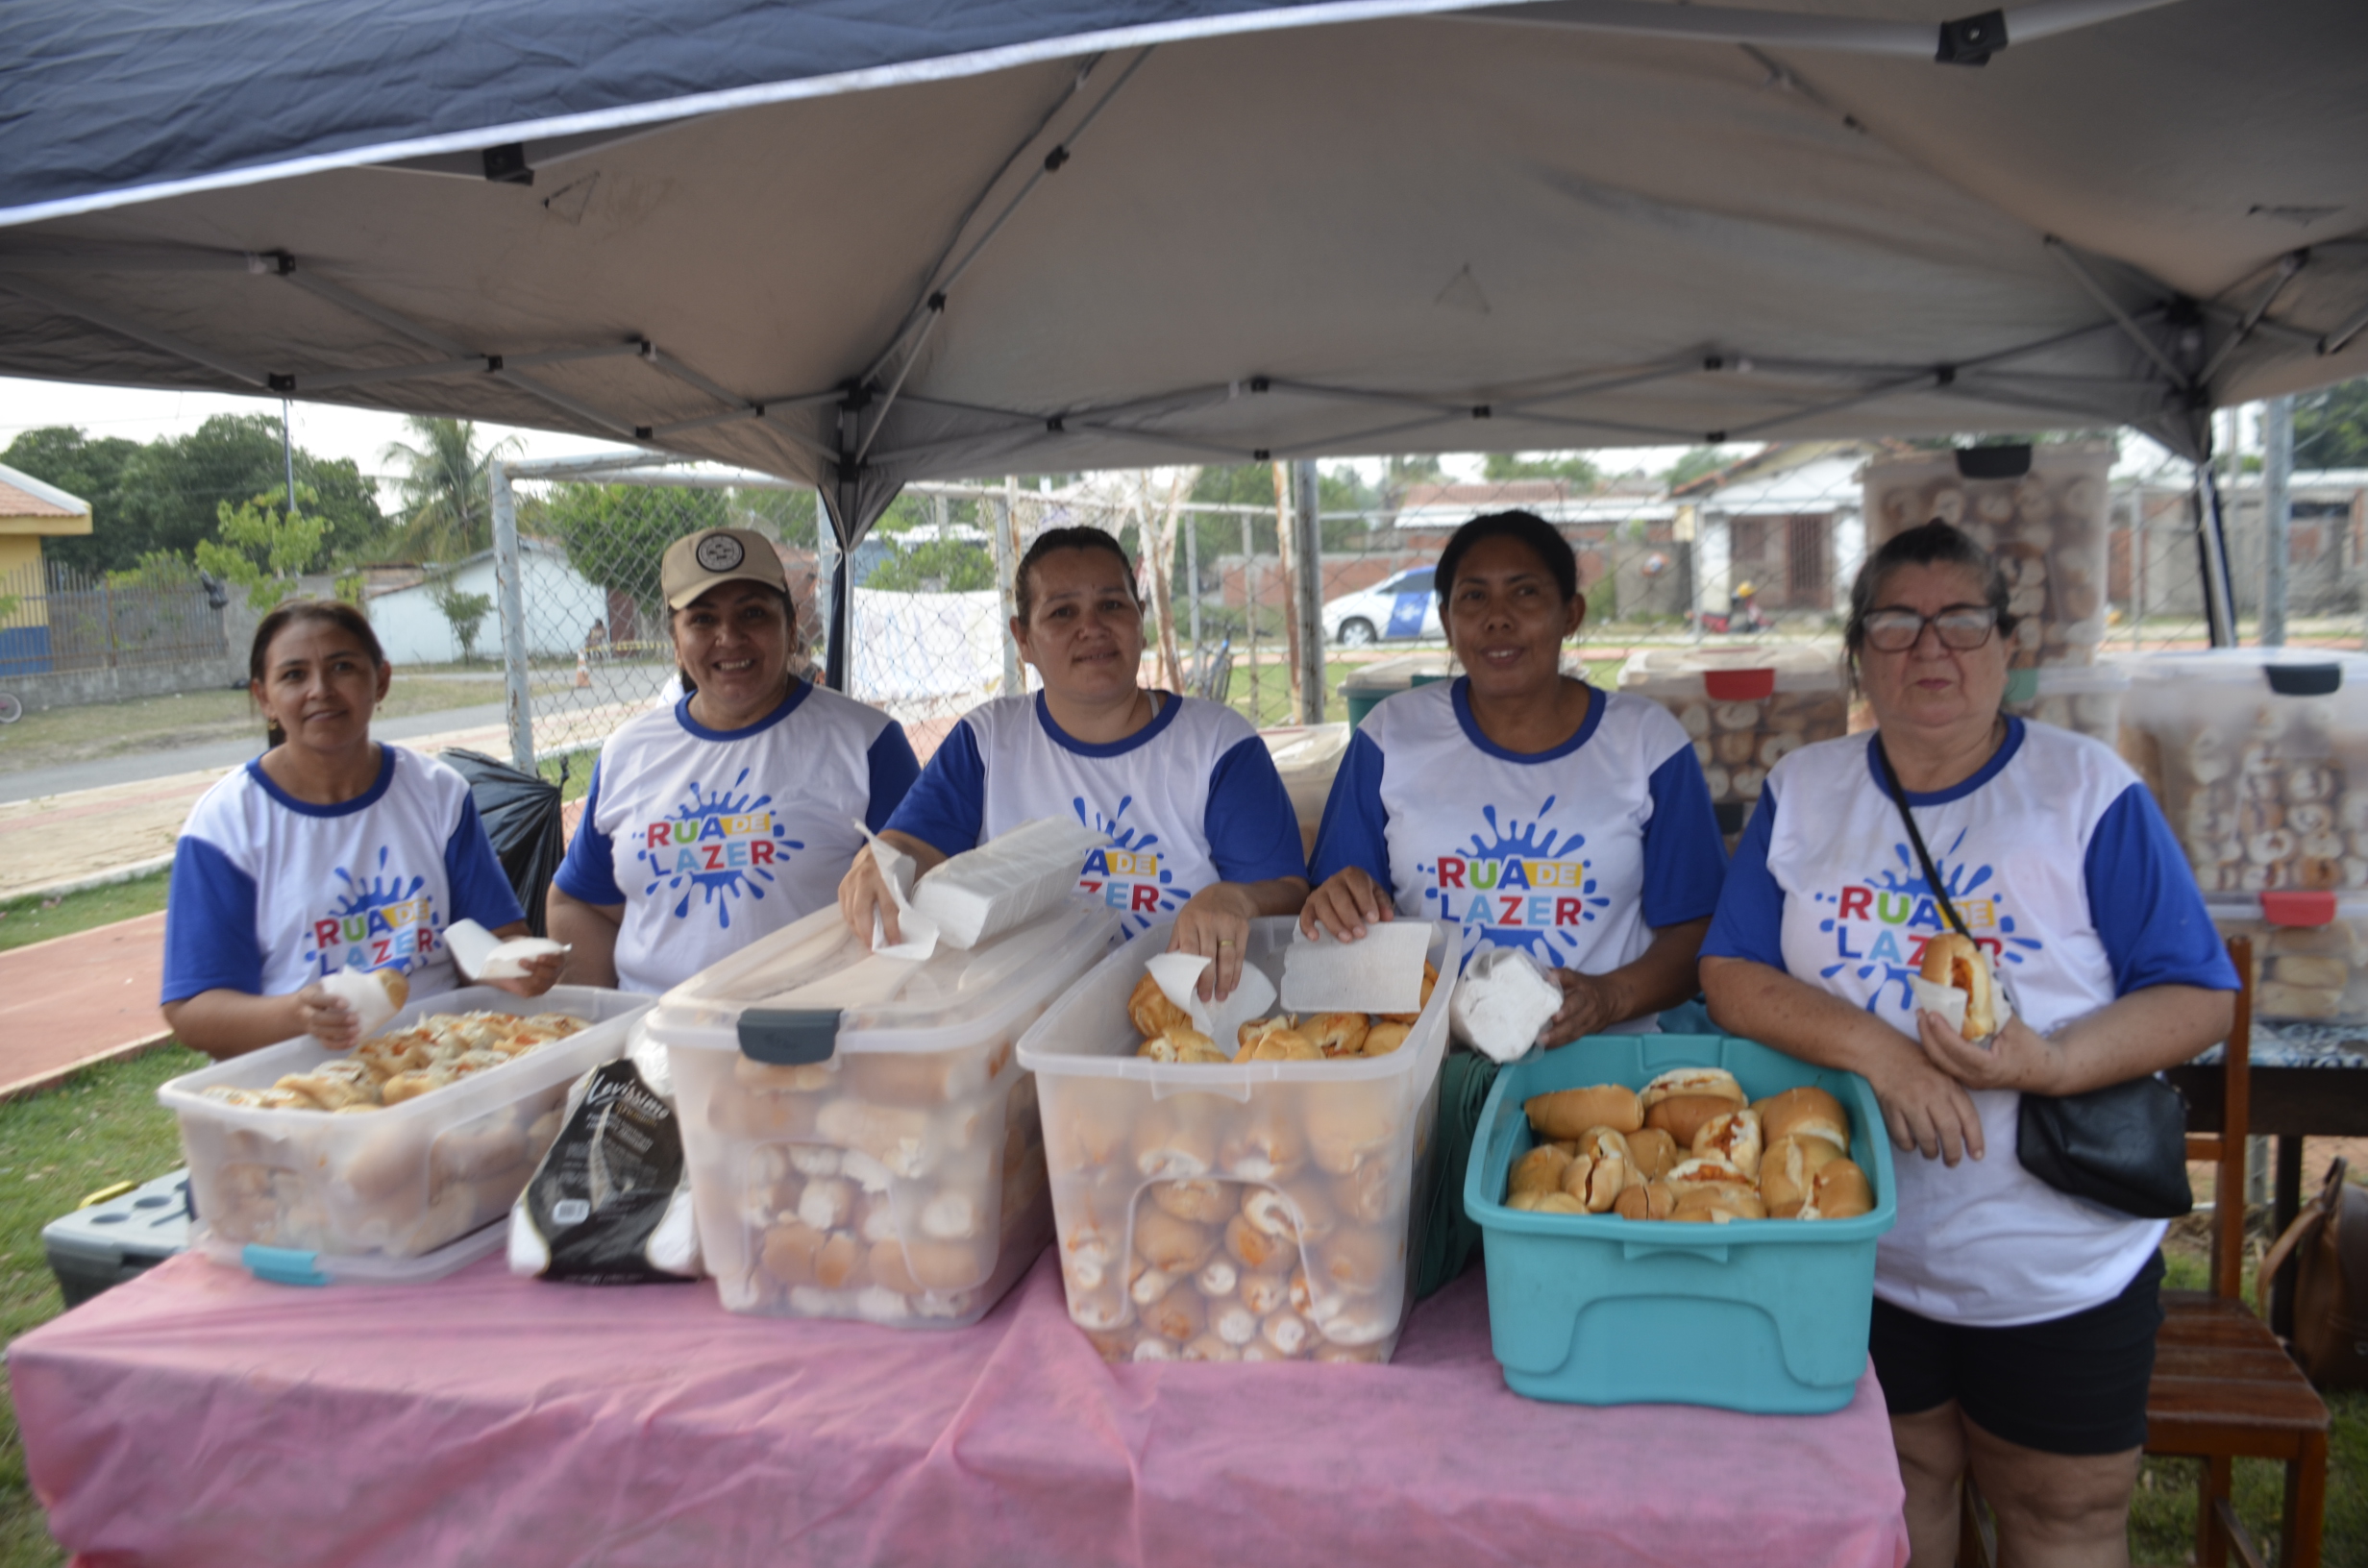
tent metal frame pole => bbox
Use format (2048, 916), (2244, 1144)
(1451, 0), (2184, 57)
(2041, 237), (2189, 389)
(2195, 251), (2307, 388)
(489, 460), (536, 772)
(0, 274), (269, 385)
(1291, 460), (1324, 724)
(2198, 466), (2236, 649)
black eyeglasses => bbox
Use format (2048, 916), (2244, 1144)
(1861, 604), (1998, 652)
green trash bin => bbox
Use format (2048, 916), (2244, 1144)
(1340, 653), (1458, 727)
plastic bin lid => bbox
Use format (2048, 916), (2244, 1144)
(2111, 647), (2368, 697)
(650, 898), (1120, 1059)
(1617, 644), (1843, 696)
(1260, 723), (1351, 772)
(1338, 653), (1457, 694)
(2206, 891), (2362, 928)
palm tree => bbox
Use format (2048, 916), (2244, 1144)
(380, 416), (520, 562)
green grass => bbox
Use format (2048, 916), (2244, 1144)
(536, 747), (599, 806)
(0, 870), (170, 955)
(0, 1047), (206, 1568)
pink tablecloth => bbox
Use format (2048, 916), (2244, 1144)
(11, 1250), (1909, 1568)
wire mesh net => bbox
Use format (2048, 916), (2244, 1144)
(491, 434), (2304, 767)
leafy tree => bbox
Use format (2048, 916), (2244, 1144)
(0, 427), (139, 576)
(2294, 377), (2368, 470)
(868, 536), (997, 593)
(195, 487), (330, 610)
(382, 416), (520, 561)
(1663, 446), (1736, 490)
(117, 415), (382, 567)
(432, 584), (496, 663)
(536, 481), (730, 631)
(1481, 451), (1600, 487)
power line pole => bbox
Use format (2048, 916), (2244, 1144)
(282, 398), (298, 513)
(2263, 396), (2293, 647)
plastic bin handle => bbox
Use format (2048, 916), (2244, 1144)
(242, 1244), (330, 1287)
(2263, 663), (2341, 697)
(1702, 669), (1775, 702)
(1619, 1237), (1732, 1264)
(738, 1008), (841, 1066)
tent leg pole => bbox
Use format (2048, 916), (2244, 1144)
(2199, 465), (2236, 649)
(490, 462), (535, 773)
(1292, 459), (1325, 724)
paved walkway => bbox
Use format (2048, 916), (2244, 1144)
(0, 912), (172, 1099)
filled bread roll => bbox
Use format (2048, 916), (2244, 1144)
(1612, 1181), (1677, 1220)
(1919, 932), (1998, 1040)
(1360, 1020), (1413, 1057)
(1524, 1084), (1643, 1139)
(1671, 1186), (1765, 1224)
(1623, 1127), (1680, 1180)
(1127, 972), (1193, 1039)
(1759, 1133), (1843, 1218)
(1133, 1205), (1219, 1272)
(1753, 1086), (1849, 1151)
(1644, 1093), (1739, 1148)
(1691, 1108), (1764, 1180)
(1799, 1159), (1874, 1220)
(1508, 1142), (1576, 1197)
(1640, 1066), (1745, 1110)
(1300, 1012), (1369, 1058)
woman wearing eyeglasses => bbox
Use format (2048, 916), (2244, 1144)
(1699, 521), (2235, 1567)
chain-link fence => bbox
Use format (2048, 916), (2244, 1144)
(485, 433), (2353, 767)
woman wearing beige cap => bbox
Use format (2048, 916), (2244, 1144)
(548, 527), (920, 993)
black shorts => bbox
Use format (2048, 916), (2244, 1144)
(1868, 1251), (2164, 1456)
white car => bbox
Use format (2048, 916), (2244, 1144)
(1323, 566), (1442, 647)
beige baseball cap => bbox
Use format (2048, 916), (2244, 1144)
(661, 527), (789, 609)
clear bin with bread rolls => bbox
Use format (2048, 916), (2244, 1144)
(2002, 662), (2129, 746)
(2116, 649), (2368, 896)
(160, 985), (651, 1274)
(1862, 443), (2111, 669)
(1465, 1035), (1894, 1413)
(1016, 917), (1456, 1363)
(2207, 890), (2368, 1022)
(1616, 646), (1847, 845)
(651, 899), (1122, 1327)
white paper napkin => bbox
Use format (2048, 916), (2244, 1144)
(1279, 921), (1429, 1015)
(1907, 972), (2012, 1041)
(1145, 949), (1278, 1047)
(1448, 944), (1562, 1064)
(445, 918), (570, 980)
(856, 822), (942, 961)
(318, 967), (401, 1041)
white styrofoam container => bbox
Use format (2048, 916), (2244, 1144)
(1862, 444), (2111, 669)
(2207, 891), (2368, 1023)
(2115, 648), (2368, 896)
(1617, 645), (1847, 842)
(1017, 917), (1456, 1363)
(654, 899), (1123, 1327)
(160, 985), (649, 1264)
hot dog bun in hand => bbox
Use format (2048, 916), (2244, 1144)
(1918, 932), (1998, 1041)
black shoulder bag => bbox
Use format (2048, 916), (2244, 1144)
(1874, 740), (2193, 1220)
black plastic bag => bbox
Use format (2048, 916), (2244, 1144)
(443, 748), (566, 937)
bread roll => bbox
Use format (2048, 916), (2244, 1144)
(1691, 1108), (1764, 1179)
(2272, 954), (2349, 992)
(1132, 1205), (1218, 1272)
(1127, 971), (1192, 1039)
(1919, 932), (1998, 1040)
(1300, 1012), (1369, 1058)
(1624, 1127), (1680, 1179)
(1644, 1093), (1738, 1148)
(1754, 1086), (1849, 1151)
(1640, 1066), (1746, 1110)
(1149, 1177), (1233, 1224)
(1524, 1084), (1643, 1139)
(1508, 1143), (1575, 1198)
(1360, 1020), (1413, 1057)
(1800, 1159), (1874, 1220)
(1671, 1187), (1765, 1223)
(1612, 1181), (1677, 1220)
(1759, 1133), (1843, 1218)
(1509, 1189), (1588, 1213)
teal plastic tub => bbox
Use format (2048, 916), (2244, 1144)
(1466, 1035), (1895, 1413)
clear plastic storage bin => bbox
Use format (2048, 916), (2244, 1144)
(42, 1169), (189, 1307)
(160, 985), (649, 1262)
(2004, 662), (2130, 747)
(1616, 646), (1847, 843)
(1466, 1035), (1894, 1413)
(654, 900), (1122, 1328)
(2208, 890), (2368, 1022)
(1340, 652), (1457, 727)
(1017, 916), (1456, 1363)
(1862, 444), (2111, 668)
(2117, 649), (2368, 895)
(1259, 723), (1351, 857)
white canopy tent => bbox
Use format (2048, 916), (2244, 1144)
(3, 0), (2365, 686)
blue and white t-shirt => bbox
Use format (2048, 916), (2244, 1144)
(1703, 719), (2238, 1326)
(554, 682), (919, 994)
(161, 746), (523, 1005)
(1310, 679), (1726, 1028)
(886, 691), (1307, 935)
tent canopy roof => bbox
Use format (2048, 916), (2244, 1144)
(3, 0), (2366, 533)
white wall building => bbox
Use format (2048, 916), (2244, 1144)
(368, 540), (606, 665)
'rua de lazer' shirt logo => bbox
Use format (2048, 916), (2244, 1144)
(1418, 799), (1609, 963)
(1072, 795), (1189, 933)
(309, 845), (438, 978)
(1811, 831), (2042, 1014)
(632, 770), (803, 926)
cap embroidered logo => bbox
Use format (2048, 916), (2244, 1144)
(694, 533), (746, 573)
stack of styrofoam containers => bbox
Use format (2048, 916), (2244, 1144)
(1259, 723), (1351, 857)
(2118, 649), (2368, 897)
(655, 901), (1122, 1327)
(1861, 444), (2112, 669)
(2004, 663), (2131, 747)
(1017, 917), (1456, 1363)
(1465, 1035), (1894, 1413)
(160, 985), (649, 1284)
(1616, 646), (1848, 844)
(2206, 889), (2368, 1023)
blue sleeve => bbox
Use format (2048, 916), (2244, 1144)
(161, 837), (264, 1003)
(553, 756), (625, 906)
(2084, 782), (2241, 993)
(1640, 746), (1728, 928)
(1203, 736), (1311, 884)
(443, 793), (527, 929)
(864, 723), (923, 834)
(1700, 787), (1788, 970)
(1308, 729), (1394, 896)
(883, 718), (987, 856)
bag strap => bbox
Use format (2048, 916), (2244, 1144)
(1874, 739), (1973, 941)
(2257, 1155), (2349, 1316)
